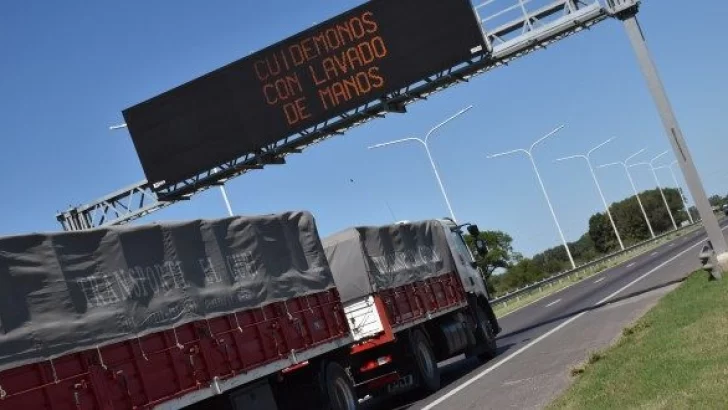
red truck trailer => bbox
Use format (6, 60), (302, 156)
(0, 213), (499, 410)
(0, 212), (357, 410)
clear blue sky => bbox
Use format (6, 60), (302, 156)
(2, 1), (727, 256)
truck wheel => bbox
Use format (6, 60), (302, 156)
(410, 329), (440, 392)
(475, 304), (497, 362)
(325, 362), (358, 410)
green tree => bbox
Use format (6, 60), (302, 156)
(486, 189), (692, 297)
(465, 230), (518, 294)
(709, 194), (725, 208)
(589, 188), (687, 250)
(589, 212), (618, 254)
(570, 233), (599, 263)
(640, 188), (685, 233)
(611, 195), (652, 243)
(498, 258), (543, 292)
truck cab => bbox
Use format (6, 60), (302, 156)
(439, 218), (501, 336)
(438, 218), (491, 299)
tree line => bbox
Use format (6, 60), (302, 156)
(466, 188), (694, 297)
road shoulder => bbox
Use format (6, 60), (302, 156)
(549, 271), (728, 409)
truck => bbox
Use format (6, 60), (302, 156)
(318, 217), (500, 405)
(0, 211), (499, 410)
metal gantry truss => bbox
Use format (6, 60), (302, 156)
(57, 0), (639, 231)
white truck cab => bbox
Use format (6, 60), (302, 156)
(438, 218), (490, 299)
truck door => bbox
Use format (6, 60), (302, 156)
(442, 223), (489, 298)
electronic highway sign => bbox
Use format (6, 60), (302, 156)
(123, 0), (486, 187)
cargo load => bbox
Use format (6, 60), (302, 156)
(322, 220), (472, 338)
(0, 211), (351, 409)
(322, 220), (457, 303)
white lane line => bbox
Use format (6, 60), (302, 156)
(669, 243), (675, 247)
(595, 237), (708, 305)
(545, 299), (561, 308)
(593, 277), (605, 284)
(421, 313), (588, 410)
(495, 227), (712, 321)
(421, 235), (712, 410)
(650, 251), (659, 256)
(502, 377), (530, 386)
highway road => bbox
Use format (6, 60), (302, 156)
(370, 219), (728, 410)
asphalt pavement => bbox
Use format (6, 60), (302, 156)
(371, 219), (728, 410)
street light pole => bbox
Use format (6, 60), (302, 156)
(488, 125), (577, 270)
(368, 105), (473, 222)
(423, 143), (456, 222)
(555, 137), (625, 250)
(668, 161), (694, 224)
(598, 149), (656, 239)
(213, 168), (235, 217)
(630, 151), (678, 231)
(654, 161), (694, 225)
(109, 123), (234, 217)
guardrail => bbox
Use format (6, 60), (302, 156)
(488, 222), (703, 309)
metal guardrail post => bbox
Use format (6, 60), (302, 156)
(699, 242), (722, 281)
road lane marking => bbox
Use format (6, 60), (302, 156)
(593, 277), (605, 284)
(502, 377), (530, 386)
(422, 234), (715, 410)
(669, 243), (675, 247)
(650, 251), (659, 256)
(545, 299), (561, 308)
(421, 313), (588, 410)
(595, 237), (710, 305)
(493, 224), (721, 319)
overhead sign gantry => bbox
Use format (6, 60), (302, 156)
(58, 0), (640, 231)
(124, 0), (486, 189)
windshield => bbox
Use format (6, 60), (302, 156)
(449, 229), (474, 264)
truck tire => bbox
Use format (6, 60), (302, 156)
(409, 329), (440, 392)
(475, 304), (497, 362)
(325, 362), (358, 410)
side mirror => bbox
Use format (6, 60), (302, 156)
(467, 224), (481, 238)
(475, 238), (488, 257)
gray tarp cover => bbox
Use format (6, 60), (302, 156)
(323, 220), (456, 303)
(0, 211), (334, 372)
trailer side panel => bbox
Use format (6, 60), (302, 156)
(0, 289), (349, 410)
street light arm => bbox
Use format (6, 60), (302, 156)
(650, 150), (669, 165)
(628, 161), (651, 168)
(368, 137), (423, 150)
(487, 148), (529, 159)
(625, 148), (646, 165)
(530, 124), (565, 152)
(587, 137), (616, 158)
(554, 154), (586, 163)
(596, 162), (624, 169)
(424, 105), (473, 143)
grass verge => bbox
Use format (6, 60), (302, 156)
(548, 270), (728, 410)
(492, 224), (701, 318)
